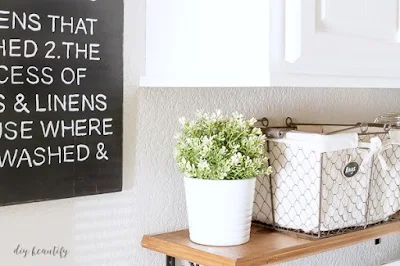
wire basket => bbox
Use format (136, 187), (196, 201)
(252, 118), (400, 238)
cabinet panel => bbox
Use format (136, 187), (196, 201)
(317, 0), (398, 41)
(142, 0), (400, 87)
(276, 0), (400, 82)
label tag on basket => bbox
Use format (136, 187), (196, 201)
(343, 162), (359, 177)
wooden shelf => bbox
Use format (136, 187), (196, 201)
(142, 222), (400, 266)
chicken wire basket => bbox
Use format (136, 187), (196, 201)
(252, 118), (400, 239)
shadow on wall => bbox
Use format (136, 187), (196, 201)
(74, 191), (135, 266)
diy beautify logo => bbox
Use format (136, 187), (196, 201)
(14, 244), (69, 259)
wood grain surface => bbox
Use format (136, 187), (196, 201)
(142, 222), (400, 266)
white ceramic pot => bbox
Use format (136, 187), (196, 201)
(184, 177), (256, 246)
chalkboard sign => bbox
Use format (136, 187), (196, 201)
(0, 0), (124, 206)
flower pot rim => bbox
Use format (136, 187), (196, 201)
(184, 176), (256, 182)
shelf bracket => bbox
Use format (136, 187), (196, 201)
(166, 255), (175, 266)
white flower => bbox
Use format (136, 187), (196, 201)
(232, 112), (244, 120)
(201, 144), (210, 155)
(185, 161), (194, 171)
(202, 136), (214, 146)
(249, 135), (258, 142)
(230, 152), (242, 165)
(211, 109), (222, 121)
(197, 160), (210, 170)
(219, 172), (228, 180)
(249, 117), (257, 126)
(251, 127), (262, 135)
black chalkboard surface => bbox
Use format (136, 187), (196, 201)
(0, 0), (123, 206)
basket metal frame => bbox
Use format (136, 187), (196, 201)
(254, 117), (400, 239)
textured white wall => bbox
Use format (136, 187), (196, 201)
(2, 1), (400, 266)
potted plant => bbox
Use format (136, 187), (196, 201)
(174, 110), (272, 246)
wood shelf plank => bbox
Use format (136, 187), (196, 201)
(141, 222), (400, 266)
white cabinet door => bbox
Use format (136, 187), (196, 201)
(271, 0), (400, 87)
(141, 0), (270, 87)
